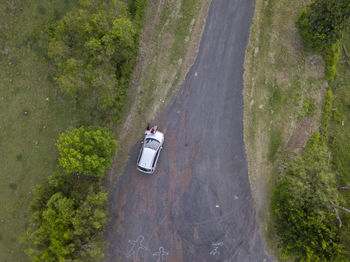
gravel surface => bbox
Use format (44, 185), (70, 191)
(105, 0), (272, 261)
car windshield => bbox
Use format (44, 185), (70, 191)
(144, 138), (160, 150)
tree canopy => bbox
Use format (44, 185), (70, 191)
(48, 0), (137, 121)
(27, 186), (108, 262)
(56, 126), (117, 178)
(297, 0), (350, 51)
(26, 126), (116, 261)
(272, 133), (347, 261)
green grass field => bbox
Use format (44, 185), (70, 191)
(0, 2), (79, 261)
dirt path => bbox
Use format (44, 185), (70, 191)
(105, 0), (272, 261)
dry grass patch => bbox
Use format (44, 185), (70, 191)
(243, 0), (328, 256)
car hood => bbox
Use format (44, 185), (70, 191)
(139, 147), (156, 169)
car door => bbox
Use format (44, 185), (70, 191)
(152, 145), (162, 169)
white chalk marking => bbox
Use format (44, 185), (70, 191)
(210, 242), (223, 256)
(153, 246), (169, 262)
(126, 235), (148, 261)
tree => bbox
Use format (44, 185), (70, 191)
(72, 191), (107, 260)
(56, 126), (117, 178)
(27, 193), (75, 262)
(297, 0), (350, 51)
(48, 0), (137, 121)
(26, 188), (108, 262)
(73, 192), (107, 237)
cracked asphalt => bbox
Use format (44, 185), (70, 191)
(105, 0), (272, 261)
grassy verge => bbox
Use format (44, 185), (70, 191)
(267, 30), (350, 258)
(329, 25), (350, 181)
(328, 23), (350, 236)
(243, 0), (328, 256)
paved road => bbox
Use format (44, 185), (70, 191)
(105, 0), (272, 261)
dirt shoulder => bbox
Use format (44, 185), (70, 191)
(107, 0), (211, 188)
(243, 0), (328, 256)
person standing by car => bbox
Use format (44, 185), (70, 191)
(145, 125), (158, 135)
(150, 125), (158, 134)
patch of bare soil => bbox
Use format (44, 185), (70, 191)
(284, 116), (318, 155)
(305, 55), (325, 79)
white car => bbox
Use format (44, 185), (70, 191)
(136, 131), (164, 174)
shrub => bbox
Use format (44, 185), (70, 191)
(128, 0), (148, 30)
(321, 89), (333, 139)
(297, 7), (317, 51)
(324, 41), (341, 80)
(297, 0), (350, 79)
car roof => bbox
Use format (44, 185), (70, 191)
(145, 131), (164, 143)
(138, 147), (156, 169)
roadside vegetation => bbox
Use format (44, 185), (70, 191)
(0, 0), (209, 260)
(23, 0), (146, 261)
(244, 0), (350, 260)
(48, 0), (140, 123)
(26, 127), (117, 261)
(271, 0), (350, 260)
(271, 133), (347, 261)
(297, 0), (350, 80)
